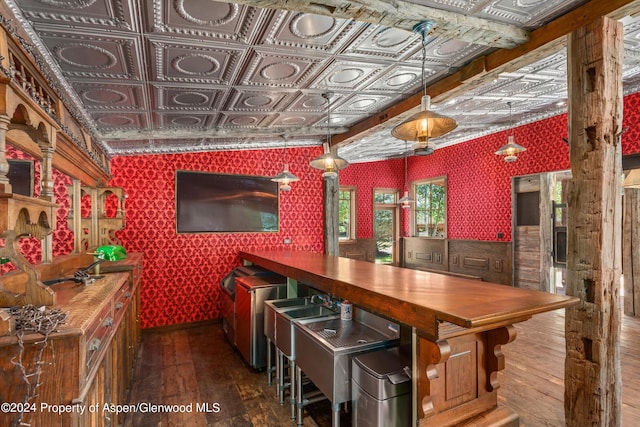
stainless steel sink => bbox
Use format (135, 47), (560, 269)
(264, 297), (310, 344)
(264, 297), (339, 419)
(294, 309), (399, 426)
(274, 304), (338, 357)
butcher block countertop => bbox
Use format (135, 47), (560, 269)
(240, 250), (579, 337)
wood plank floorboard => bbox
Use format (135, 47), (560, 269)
(125, 309), (640, 427)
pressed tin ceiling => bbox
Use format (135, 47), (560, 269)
(4, 0), (640, 162)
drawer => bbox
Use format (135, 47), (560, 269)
(84, 301), (114, 381)
(113, 282), (132, 323)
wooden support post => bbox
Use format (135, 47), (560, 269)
(565, 16), (623, 427)
(39, 146), (55, 202)
(324, 175), (339, 256)
(623, 188), (640, 316)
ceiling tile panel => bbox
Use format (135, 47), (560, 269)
(286, 92), (331, 113)
(366, 64), (447, 94)
(241, 50), (320, 88)
(149, 40), (246, 84)
(260, 10), (364, 54)
(154, 86), (222, 111)
(146, 0), (262, 44)
(335, 93), (395, 114)
(74, 83), (145, 110)
(267, 113), (320, 129)
(224, 88), (295, 112)
(92, 111), (148, 130)
(35, 30), (141, 80)
(216, 112), (273, 128)
(156, 112), (214, 128)
(310, 59), (386, 91)
(420, 36), (490, 68)
(342, 24), (418, 60)
(5, 0), (639, 162)
(16, 0), (135, 31)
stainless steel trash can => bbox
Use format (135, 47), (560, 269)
(351, 347), (411, 427)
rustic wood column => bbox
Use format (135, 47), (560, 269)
(623, 188), (640, 316)
(565, 16), (623, 427)
(324, 176), (339, 256)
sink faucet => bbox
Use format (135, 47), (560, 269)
(311, 293), (339, 310)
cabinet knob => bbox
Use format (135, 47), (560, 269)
(115, 302), (124, 310)
(88, 338), (101, 352)
(103, 317), (113, 328)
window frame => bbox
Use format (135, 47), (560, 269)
(412, 176), (447, 238)
(338, 186), (357, 241)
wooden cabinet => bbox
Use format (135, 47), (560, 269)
(402, 237), (513, 285)
(0, 253), (142, 427)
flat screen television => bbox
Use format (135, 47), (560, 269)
(176, 170), (279, 233)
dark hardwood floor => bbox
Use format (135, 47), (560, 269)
(124, 309), (640, 427)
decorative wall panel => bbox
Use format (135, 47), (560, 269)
(3, 146), (74, 271)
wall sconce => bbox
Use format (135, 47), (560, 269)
(495, 101), (526, 162)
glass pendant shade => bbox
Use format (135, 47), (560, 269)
(271, 137), (299, 191)
(495, 135), (526, 162)
(392, 95), (458, 143)
(399, 190), (414, 209)
(496, 102), (526, 162)
(271, 163), (299, 192)
(310, 92), (348, 179)
(623, 169), (640, 188)
(309, 142), (348, 179)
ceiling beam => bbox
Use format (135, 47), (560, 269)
(100, 125), (348, 141)
(231, 0), (529, 48)
(330, 0), (640, 148)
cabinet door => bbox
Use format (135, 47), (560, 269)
(234, 283), (252, 365)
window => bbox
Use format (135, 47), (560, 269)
(374, 189), (397, 204)
(339, 186), (356, 240)
(373, 189), (399, 264)
(413, 176), (447, 238)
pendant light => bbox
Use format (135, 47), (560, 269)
(495, 101), (526, 162)
(271, 135), (299, 192)
(391, 21), (457, 154)
(398, 140), (414, 209)
(309, 92), (348, 179)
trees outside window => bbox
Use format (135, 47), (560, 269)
(413, 177), (447, 238)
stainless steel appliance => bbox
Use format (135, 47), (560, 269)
(235, 275), (286, 370)
(352, 347), (411, 427)
(220, 265), (279, 347)
(294, 309), (400, 426)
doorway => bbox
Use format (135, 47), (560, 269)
(373, 189), (399, 265)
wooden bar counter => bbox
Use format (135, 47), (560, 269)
(0, 253), (143, 427)
(240, 249), (579, 426)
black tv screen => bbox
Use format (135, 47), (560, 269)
(176, 170), (279, 233)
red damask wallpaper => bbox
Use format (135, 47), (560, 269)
(7, 92), (640, 328)
(341, 91), (640, 241)
(108, 147), (324, 328)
